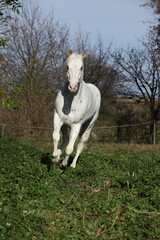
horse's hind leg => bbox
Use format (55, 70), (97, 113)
(70, 127), (92, 168)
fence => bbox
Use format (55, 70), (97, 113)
(1, 121), (160, 144)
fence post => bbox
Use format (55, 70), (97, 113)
(153, 120), (156, 145)
(1, 124), (6, 137)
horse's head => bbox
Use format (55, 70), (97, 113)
(64, 48), (87, 93)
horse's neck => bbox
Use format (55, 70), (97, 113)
(77, 80), (84, 97)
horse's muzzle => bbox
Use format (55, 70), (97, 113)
(68, 83), (78, 92)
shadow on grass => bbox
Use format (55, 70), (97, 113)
(40, 153), (79, 173)
(41, 153), (53, 172)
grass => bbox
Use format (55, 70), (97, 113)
(0, 137), (160, 239)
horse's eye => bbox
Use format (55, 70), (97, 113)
(66, 65), (69, 70)
(80, 67), (83, 71)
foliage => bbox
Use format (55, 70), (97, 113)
(0, 0), (22, 46)
(0, 0), (21, 16)
(0, 0), (21, 110)
(2, 95), (20, 109)
(0, 137), (159, 239)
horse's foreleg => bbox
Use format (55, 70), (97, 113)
(60, 124), (81, 168)
(52, 111), (63, 163)
(59, 125), (69, 151)
(70, 127), (92, 168)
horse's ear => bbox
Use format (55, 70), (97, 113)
(68, 48), (72, 56)
(81, 50), (87, 58)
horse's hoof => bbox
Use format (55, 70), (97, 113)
(70, 163), (76, 168)
(59, 163), (67, 170)
(52, 159), (60, 166)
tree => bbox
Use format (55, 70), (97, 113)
(1, 2), (123, 138)
(84, 39), (122, 101)
(73, 30), (123, 109)
(112, 37), (160, 144)
(1, 3), (70, 130)
(3, 4), (70, 90)
(142, 0), (160, 65)
(143, 0), (160, 34)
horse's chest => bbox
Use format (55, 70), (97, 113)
(55, 89), (90, 125)
(60, 111), (73, 124)
(59, 107), (83, 125)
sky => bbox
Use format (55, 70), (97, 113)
(32, 0), (154, 48)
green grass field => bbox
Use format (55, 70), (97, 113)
(0, 137), (160, 239)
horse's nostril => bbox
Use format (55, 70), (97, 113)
(68, 83), (77, 92)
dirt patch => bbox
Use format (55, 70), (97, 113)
(86, 142), (160, 154)
(30, 139), (160, 154)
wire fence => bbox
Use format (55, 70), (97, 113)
(92, 122), (154, 144)
(1, 121), (160, 144)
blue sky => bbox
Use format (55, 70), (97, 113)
(33, 0), (154, 48)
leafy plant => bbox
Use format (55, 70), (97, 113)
(0, 137), (160, 239)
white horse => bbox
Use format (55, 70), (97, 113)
(52, 49), (101, 168)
